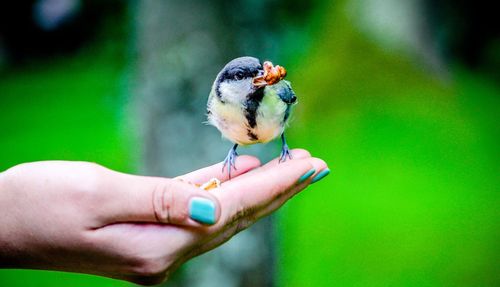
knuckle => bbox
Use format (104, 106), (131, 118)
(153, 179), (188, 223)
(68, 163), (108, 202)
(74, 163), (105, 191)
(58, 162), (114, 211)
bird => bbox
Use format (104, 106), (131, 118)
(206, 56), (297, 177)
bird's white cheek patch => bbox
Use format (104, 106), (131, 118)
(219, 80), (253, 104)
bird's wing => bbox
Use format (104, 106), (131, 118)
(267, 81), (296, 105)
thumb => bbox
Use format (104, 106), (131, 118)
(95, 170), (221, 227)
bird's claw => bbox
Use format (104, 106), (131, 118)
(222, 147), (238, 178)
(279, 144), (292, 163)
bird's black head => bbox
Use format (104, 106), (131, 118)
(213, 56), (265, 104)
(218, 57), (263, 83)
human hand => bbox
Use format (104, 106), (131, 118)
(0, 149), (328, 285)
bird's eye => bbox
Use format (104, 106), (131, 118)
(234, 72), (244, 80)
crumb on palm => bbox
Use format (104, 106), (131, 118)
(199, 178), (221, 191)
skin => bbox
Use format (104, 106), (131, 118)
(0, 149), (327, 285)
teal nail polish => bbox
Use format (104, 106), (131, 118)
(189, 198), (216, 225)
(311, 169), (330, 184)
(298, 168), (316, 183)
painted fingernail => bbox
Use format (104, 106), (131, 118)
(298, 168), (316, 183)
(189, 197), (216, 225)
(311, 168), (330, 184)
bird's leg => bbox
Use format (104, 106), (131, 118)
(222, 144), (239, 178)
(279, 133), (292, 163)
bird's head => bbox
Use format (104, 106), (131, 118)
(212, 56), (286, 104)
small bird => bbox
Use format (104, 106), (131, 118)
(207, 56), (297, 177)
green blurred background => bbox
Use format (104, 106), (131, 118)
(0, 0), (498, 286)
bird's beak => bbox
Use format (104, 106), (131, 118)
(252, 71), (268, 88)
(252, 61), (287, 88)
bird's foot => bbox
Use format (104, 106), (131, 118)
(222, 146), (238, 178)
(279, 143), (293, 163)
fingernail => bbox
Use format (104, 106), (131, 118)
(189, 197), (216, 225)
(298, 168), (316, 183)
(311, 168), (330, 184)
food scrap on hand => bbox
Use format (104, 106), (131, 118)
(199, 178), (221, 191)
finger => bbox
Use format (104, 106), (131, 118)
(259, 148), (311, 170)
(95, 171), (221, 227)
(235, 148), (312, 180)
(176, 155), (261, 184)
(250, 157), (328, 219)
(190, 158), (328, 256)
(215, 157), (327, 226)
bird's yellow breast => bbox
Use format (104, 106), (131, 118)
(208, 93), (287, 145)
